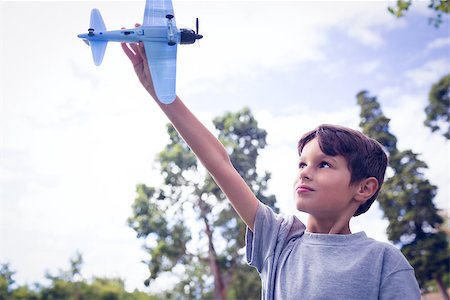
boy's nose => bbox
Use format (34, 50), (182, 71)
(299, 167), (312, 181)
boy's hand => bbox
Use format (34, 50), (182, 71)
(121, 24), (156, 99)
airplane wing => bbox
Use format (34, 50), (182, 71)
(143, 41), (177, 104)
(143, 0), (176, 27)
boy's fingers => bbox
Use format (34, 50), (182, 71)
(121, 43), (135, 60)
(120, 24), (147, 66)
(137, 43), (146, 58)
(133, 43), (148, 64)
(129, 43), (139, 53)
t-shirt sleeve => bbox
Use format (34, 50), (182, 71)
(379, 246), (421, 300)
(379, 269), (421, 299)
(245, 202), (294, 273)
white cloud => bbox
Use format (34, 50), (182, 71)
(404, 58), (450, 88)
(357, 59), (381, 75)
(176, 1), (406, 89)
(334, 2), (406, 48)
(426, 37), (450, 52)
(378, 85), (403, 102)
(347, 25), (385, 48)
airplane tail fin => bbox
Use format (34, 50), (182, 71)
(90, 8), (106, 32)
(89, 9), (107, 66)
(90, 41), (108, 66)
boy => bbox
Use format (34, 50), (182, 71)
(121, 41), (421, 299)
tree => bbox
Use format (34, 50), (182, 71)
(43, 251), (84, 300)
(0, 263), (16, 300)
(128, 107), (277, 299)
(424, 73), (450, 139)
(357, 90), (450, 299)
(0, 264), (39, 300)
(0, 256), (153, 300)
(388, 0), (450, 27)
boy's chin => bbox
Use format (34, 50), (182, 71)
(295, 201), (323, 217)
(295, 201), (309, 213)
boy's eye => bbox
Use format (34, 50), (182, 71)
(319, 161), (331, 168)
(298, 162), (307, 169)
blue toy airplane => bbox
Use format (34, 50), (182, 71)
(78, 0), (202, 104)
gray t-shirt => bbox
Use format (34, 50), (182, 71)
(246, 203), (421, 299)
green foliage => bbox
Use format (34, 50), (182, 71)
(424, 74), (450, 139)
(158, 261), (213, 299)
(388, 0), (413, 17)
(10, 286), (40, 300)
(128, 107), (276, 299)
(81, 277), (150, 300)
(357, 90), (450, 294)
(225, 262), (261, 300)
(128, 184), (191, 284)
(357, 92), (398, 153)
(213, 107), (278, 211)
(0, 264), (16, 300)
(38, 277), (152, 300)
(388, 0), (449, 27)
(0, 256), (154, 300)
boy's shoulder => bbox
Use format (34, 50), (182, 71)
(363, 237), (414, 273)
(355, 234), (409, 259)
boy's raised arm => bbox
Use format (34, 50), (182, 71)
(121, 41), (259, 231)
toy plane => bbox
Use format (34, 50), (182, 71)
(78, 0), (203, 104)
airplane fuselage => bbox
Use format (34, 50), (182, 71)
(78, 26), (178, 44)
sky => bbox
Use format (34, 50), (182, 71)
(1, 0), (449, 293)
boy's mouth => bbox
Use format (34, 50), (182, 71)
(296, 185), (315, 193)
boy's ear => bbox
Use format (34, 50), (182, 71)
(354, 177), (379, 203)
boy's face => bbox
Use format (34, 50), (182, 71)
(294, 138), (360, 220)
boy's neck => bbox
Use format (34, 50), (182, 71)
(306, 215), (352, 234)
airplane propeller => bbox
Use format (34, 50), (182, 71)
(179, 18), (203, 44)
(196, 18), (200, 36)
(196, 18), (203, 45)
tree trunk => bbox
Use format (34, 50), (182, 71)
(435, 274), (450, 300)
(202, 214), (226, 300)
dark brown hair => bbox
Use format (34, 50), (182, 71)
(297, 124), (388, 216)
